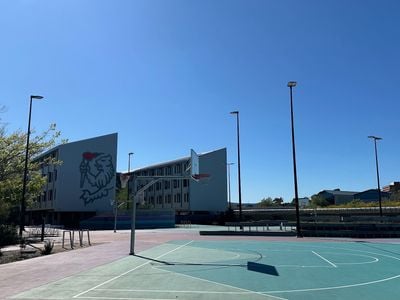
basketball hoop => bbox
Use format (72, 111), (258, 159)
(191, 173), (211, 184)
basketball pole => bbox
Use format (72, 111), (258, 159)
(129, 174), (137, 255)
(128, 150), (202, 255)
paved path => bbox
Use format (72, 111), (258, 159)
(0, 227), (216, 299)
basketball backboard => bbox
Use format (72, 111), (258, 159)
(190, 149), (199, 176)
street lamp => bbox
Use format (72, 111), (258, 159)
(230, 111), (242, 223)
(20, 95), (44, 236)
(287, 81), (302, 238)
(126, 152), (134, 210)
(368, 136), (383, 217)
(227, 162), (234, 210)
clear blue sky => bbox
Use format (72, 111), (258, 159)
(1, 0), (400, 203)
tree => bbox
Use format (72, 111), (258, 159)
(390, 190), (400, 202)
(257, 197), (273, 207)
(0, 124), (63, 223)
(309, 194), (330, 208)
(273, 197), (284, 206)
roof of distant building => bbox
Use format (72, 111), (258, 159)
(319, 189), (359, 196)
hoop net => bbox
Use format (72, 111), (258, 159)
(120, 174), (130, 188)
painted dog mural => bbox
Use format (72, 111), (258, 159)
(79, 152), (115, 206)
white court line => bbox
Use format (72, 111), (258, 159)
(151, 261), (287, 300)
(75, 297), (170, 300)
(73, 241), (194, 299)
(312, 251), (337, 268)
(263, 274), (400, 294)
(96, 288), (278, 294)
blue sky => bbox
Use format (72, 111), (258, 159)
(1, 0), (399, 203)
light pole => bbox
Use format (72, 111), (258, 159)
(230, 111), (242, 223)
(126, 152), (133, 210)
(368, 136), (383, 217)
(287, 81), (302, 238)
(227, 162), (234, 210)
(20, 95), (44, 236)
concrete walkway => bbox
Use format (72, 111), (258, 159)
(0, 229), (159, 299)
(0, 226), (220, 299)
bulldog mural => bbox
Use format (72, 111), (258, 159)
(79, 152), (115, 206)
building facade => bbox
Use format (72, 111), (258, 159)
(127, 148), (228, 214)
(382, 182), (400, 194)
(353, 189), (390, 202)
(28, 133), (118, 226)
(317, 189), (358, 205)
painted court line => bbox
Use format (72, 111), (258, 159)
(75, 297), (171, 300)
(263, 274), (400, 294)
(152, 261), (287, 300)
(73, 241), (194, 299)
(97, 288), (278, 294)
(312, 251), (337, 268)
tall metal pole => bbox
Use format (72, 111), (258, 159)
(227, 163), (234, 210)
(368, 136), (383, 217)
(20, 95), (43, 236)
(130, 174), (137, 255)
(230, 111), (242, 223)
(126, 152), (133, 210)
(287, 82), (302, 238)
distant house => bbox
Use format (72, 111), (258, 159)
(317, 189), (358, 205)
(353, 189), (390, 203)
(382, 182), (400, 193)
(298, 197), (310, 208)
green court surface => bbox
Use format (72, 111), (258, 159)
(13, 240), (400, 300)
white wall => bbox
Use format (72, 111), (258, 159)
(189, 148), (227, 212)
(54, 133), (117, 212)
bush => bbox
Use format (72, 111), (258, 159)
(0, 225), (19, 247)
(41, 240), (54, 255)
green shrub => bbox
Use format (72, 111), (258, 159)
(0, 225), (19, 247)
(41, 240), (54, 255)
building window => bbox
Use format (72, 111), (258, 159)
(48, 190), (53, 201)
(184, 193), (189, 203)
(54, 169), (57, 181)
(174, 164), (181, 174)
(176, 193), (181, 203)
(166, 166), (172, 175)
(164, 181), (170, 190)
(43, 191), (47, 202)
(167, 194), (171, 204)
(157, 168), (163, 176)
(48, 172), (52, 183)
(183, 179), (188, 187)
(173, 180), (180, 189)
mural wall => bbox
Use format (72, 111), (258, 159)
(54, 133), (117, 212)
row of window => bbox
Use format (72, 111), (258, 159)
(46, 170), (58, 183)
(137, 162), (189, 177)
(145, 193), (190, 205)
(36, 189), (56, 202)
(37, 150), (59, 166)
(137, 179), (189, 192)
